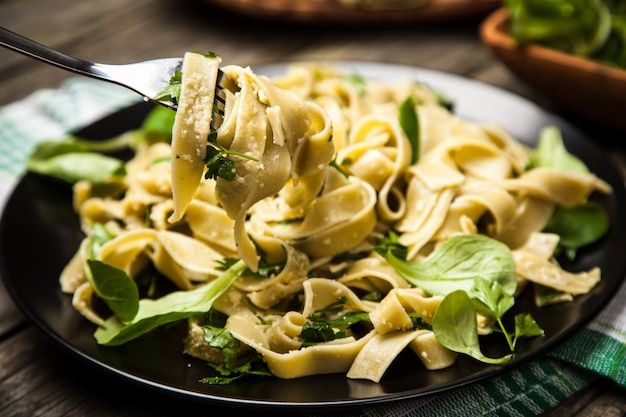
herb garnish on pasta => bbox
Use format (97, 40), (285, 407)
(37, 57), (611, 383)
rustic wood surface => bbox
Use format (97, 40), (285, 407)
(1, 0), (625, 415)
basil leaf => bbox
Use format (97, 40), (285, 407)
(433, 290), (512, 364)
(27, 150), (125, 184)
(88, 223), (115, 258)
(542, 201), (609, 258)
(141, 105), (176, 141)
(26, 133), (139, 184)
(399, 95), (420, 164)
(376, 234), (517, 297)
(342, 74), (366, 95)
(94, 259), (246, 346)
(527, 125), (589, 173)
(86, 259), (139, 323)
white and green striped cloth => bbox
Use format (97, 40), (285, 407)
(0, 78), (624, 417)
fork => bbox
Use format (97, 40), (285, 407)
(0, 26), (231, 128)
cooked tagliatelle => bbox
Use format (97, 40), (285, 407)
(58, 59), (612, 383)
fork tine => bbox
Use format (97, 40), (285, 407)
(210, 69), (236, 131)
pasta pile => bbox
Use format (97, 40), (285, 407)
(60, 60), (611, 382)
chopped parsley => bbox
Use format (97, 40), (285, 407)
(153, 70), (182, 105)
(204, 131), (259, 181)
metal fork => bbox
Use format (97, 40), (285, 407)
(0, 26), (231, 128)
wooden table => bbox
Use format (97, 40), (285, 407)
(1, 0), (625, 415)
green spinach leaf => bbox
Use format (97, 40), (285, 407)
(26, 133), (139, 184)
(375, 234), (517, 297)
(94, 259), (246, 346)
(433, 290), (512, 364)
(527, 125), (589, 173)
(141, 105), (176, 141)
(86, 259), (139, 323)
(399, 95), (420, 164)
(542, 201), (609, 259)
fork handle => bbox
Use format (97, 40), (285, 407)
(0, 26), (98, 79)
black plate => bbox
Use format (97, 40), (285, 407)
(1, 62), (625, 410)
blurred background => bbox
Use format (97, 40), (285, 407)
(0, 0), (522, 105)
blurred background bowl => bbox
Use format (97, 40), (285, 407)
(480, 8), (626, 133)
(203, 0), (501, 25)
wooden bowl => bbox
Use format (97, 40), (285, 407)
(203, 0), (501, 25)
(480, 8), (626, 133)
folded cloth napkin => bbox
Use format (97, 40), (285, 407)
(0, 78), (624, 417)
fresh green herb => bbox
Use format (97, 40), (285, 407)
(134, 264), (160, 298)
(151, 156), (171, 165)
(343, 74), (367, 95)
(216, 256), (284, 279)
(204, 309), (229, 328)
(375, 233), (517, 296)
(323, 311), (371, 328)
(141, 105), (176, 142)
(153, 70), (182, 104)
(204, 146), (237, 181)
(470, 277), (517, 350)
(399, 95), (420, 164)
(330, 250), (369, 263)
(362, 291), (383, 302)
(433, 290), (512, 364)
(534, 285), (573, 306)
(202, 51), (219, 59)
(202, 326), (241, 370)
(81, 223), (139, 323)
(204, 131), (259, 181)
(94, 259), (246, 346)
(27, 135), (133, 184)
(276, 217), (304, 226)
(330, 157), (350, 179)
(299, 320), (347, 347)
(513, 313), (544, 348)
(85, 259), (140, 323)
(375, 231), (408, 261)
(434, 89), (454, 111)
(242, 298), (271, 325)
(408, 313), (432, 330)
(215, 257), (239, 271)
(299, 297), (370, 347)
(543, 202), (609, 259)
(506, 0), (626, 68)
(527, 125), (589, 173)
(88, 223), (115, 258)
(200, 353), (272, 385)
(528, 126), (610, 259)
(314, 296), (349, 314)
(375, 233), (539, 356)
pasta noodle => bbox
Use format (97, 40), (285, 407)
(59, 59), (612, 383)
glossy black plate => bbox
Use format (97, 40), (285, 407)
(1, 62), (625, 410)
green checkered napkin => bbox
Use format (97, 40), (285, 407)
(0, 77), (623, 417)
